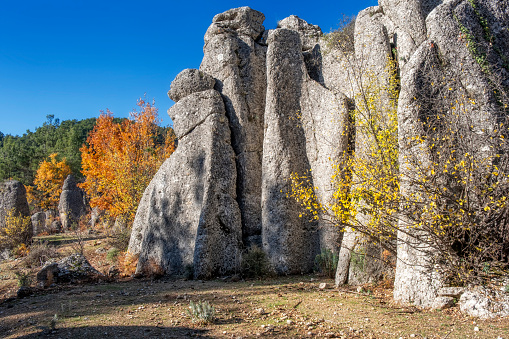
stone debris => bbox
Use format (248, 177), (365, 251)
(36, 253), (103, 288)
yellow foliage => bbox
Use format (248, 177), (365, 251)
(0, 208), (31, 251)
(28, 153), (72, 210)
(289, 57), (400, 246)
(118, 251), (139, 277)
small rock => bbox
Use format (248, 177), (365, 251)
(474, 326), (479, 332)
(17, 286), (32, 299)
(319, 283), (327, 290)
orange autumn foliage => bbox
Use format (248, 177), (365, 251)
(28, 153), (72, 210)
(80, 99), (175, 224)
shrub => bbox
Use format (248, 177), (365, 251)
(322, 14), (356, 53)
(14, 270), (31, 287)
(13, 243), (29, 257)
(118, 251), (138, 277)
(314, 248), (338, 278)
(23, 241), (59, 267)
(0, 208), (31, 251)
(186, 300), (215, 324)
(241, 245), (271, 278)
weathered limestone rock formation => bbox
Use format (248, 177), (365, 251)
(200, 7), (267, 247)
(58, 175), (86, 229)
(261, 28), (319, 274)
(335, 5), (395, 286)
(128, 70), (242, 278)
(0, 180), (30, 222)
(31, 212), (46, 235)
(0, 180), (31, 245)
(261, 25), (350, 273)
(130, 2), (509, 317)
(383, 0), (508, 308)
(131, 7), (349, 277)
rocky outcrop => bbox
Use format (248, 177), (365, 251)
(335, 5), (395, 286)
(129, 3), (509, 318)
(200, 7), (267, 247)
(393, 0), (509, 308)
(0, 180), (30, 222)
(36, 253), (103, 287)
(31, 212), (46, 235)
(89, 207), (104, 228)
(128, 69), (242, 279)
(58, 175), (86, 229)
(0, 180), (31, 245)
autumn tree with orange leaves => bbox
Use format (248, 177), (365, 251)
(80, 99), (175, 226)
(27, 153), (72, 210)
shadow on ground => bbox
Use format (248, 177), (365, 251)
(15, 325), (210, 338)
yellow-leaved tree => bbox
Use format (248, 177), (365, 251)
(27, 153), (72, 211)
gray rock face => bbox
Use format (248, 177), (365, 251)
(201, 6), (267, 246)
(460, 286), (509, 319)
(31, 212), (46, 235)
(394, 0), (509, 307)
(167, 68), (216, 103)
(277, 15), (322, 51)
(205, 6), (265, 41)
(0, 180), (31, 245)
(261, 28), (319, 274)
(58, 175), (86, 229)
(128, 80), (242, 278)
(0, 180), (30, 222)
(334, 5), (394, 286)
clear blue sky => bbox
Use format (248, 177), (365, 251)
(0, 0), (376, 136)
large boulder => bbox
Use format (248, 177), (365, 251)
(36, 253), (103, 287)
(128, 70), (242, 279)
(0, 180), (30, 223)
(200, 7), (267, 247)
(168, 68), (216, 103)
(0, 180), (31, 245)
(58, 175), (86, 229)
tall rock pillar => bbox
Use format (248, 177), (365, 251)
(200, 7), (267, 246)
(261, 28), (319, 274)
